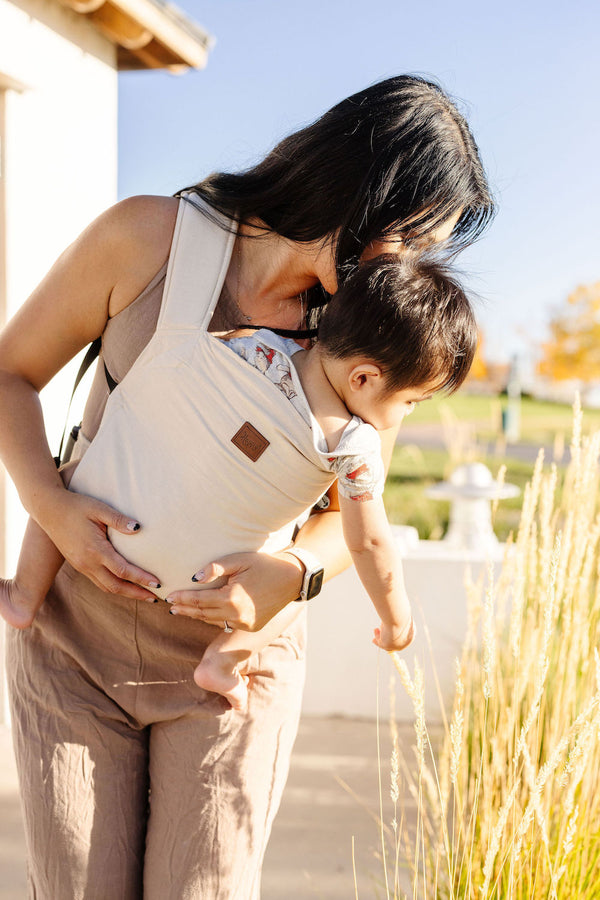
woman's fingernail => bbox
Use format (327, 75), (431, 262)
(169, 607), (178, 616)
(149, 581), (161, 589)
(165, 596), (175, 603)
(144, 597), (158, 604)
(127, 521), (141, 532)
(191, 569), (205, 583)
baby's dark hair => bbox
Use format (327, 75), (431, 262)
(317, 254), (478, 395)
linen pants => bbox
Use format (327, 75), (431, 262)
(7, 563), (306, 900)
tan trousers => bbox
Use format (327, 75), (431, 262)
(7, 563), (306, 899)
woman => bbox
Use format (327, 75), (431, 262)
(0, 75), (493, 898)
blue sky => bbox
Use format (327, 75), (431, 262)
(118, 0), (600, 364)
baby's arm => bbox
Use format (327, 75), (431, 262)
(339, 493), (415, 652)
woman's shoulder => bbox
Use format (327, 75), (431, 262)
(103, 195), (179, 317)
(108, 194), (179, 229)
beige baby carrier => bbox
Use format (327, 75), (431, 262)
(70, 198), (335, 598)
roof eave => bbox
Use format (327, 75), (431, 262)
(58, 0), (214, 72)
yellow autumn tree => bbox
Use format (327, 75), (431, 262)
(538, 280), (600, 381)
(466, 329), (488, 381)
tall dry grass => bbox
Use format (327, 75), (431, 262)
(388, 397), (600, 899)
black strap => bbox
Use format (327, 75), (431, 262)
(54, 338), (118, 466)
(237, 323), (318, 339)
(103, 359), (119, 393)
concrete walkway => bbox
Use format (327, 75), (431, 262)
(396, 421), (565, 465)
(0, 717), (420, 899)
(0, 728), (25, 900)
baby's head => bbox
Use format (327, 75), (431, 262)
(316, 254), (478, 429)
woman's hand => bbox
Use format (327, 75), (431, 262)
(165, 551), (305, 632)
(45, 487), (161, 602)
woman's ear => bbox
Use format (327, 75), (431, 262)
(347, 362), (384, 393)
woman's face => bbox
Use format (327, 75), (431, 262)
(360, 208), (462, 262)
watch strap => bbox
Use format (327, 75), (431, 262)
(282, 547), (324, 601)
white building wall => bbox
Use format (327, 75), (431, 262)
(302, 532), (505, 723)
(0, 0), (117, 566)
(0, 0), (118, 720)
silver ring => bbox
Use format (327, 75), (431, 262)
(223, 620), (233, 633)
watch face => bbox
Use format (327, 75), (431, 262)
(306, 568), (325, 600)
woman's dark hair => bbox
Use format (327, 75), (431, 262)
(317, 254), (478, 395)
(178, 75), (493, 286)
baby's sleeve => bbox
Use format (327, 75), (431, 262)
(325, 420), (385, 503)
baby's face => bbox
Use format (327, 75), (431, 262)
(360, 380), (437, 432)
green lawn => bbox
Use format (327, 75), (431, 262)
(382, 393), (595, 541)
(406, 393), (600, 446)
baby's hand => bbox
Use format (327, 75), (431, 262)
(373, 617), (415, 652)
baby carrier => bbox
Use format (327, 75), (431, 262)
(70, 198), (336, 598)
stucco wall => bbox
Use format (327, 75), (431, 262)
(302, 533), (505, 722)
(0, 0), (118, 721)
(0, 0), (118, 569)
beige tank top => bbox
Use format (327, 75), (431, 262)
(70, 198), (336, 598)
(79, 263), (166, 442)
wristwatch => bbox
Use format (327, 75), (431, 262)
(283, 547), (325, 602)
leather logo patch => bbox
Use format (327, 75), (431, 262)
(231, 422), (270, 462)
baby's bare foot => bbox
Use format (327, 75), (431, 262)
(194, 658), (249, 711)
(0, 578), (42, 629)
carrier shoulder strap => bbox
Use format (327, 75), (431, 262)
(157, 194), (237, 332)
(55, 196), (235, 465)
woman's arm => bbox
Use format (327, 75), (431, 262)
(0, 195), (178, 600)
(167, 427), (400, 631)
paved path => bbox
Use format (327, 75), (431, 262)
(0, 718), (421, 899)
(396, 422), (568, 465)
(0, 728), (27, 900)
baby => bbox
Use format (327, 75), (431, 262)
(0, 254), (477, 710)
